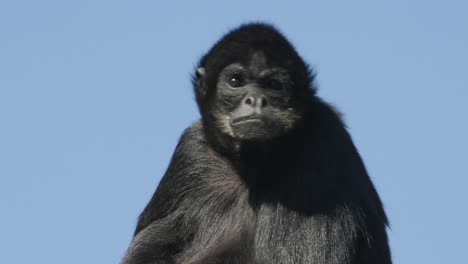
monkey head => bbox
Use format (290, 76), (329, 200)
(193, 24), (315, 142)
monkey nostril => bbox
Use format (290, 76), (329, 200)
(245, 97), (253, 105)
(260, 98), (268, 108)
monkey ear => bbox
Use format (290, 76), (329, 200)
(196, 67), (206, 78)
(195, 67), (207, 99)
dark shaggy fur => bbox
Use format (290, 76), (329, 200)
(121, 23), (392, 264)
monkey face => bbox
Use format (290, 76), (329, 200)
(205, 52), (304, 141)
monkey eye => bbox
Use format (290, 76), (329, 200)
(267, 79), (283, 90)
(228, 75), (244, 87)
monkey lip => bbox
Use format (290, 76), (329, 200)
(231, 116), (264, 126)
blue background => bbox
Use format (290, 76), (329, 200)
(1, 1), (467, 263)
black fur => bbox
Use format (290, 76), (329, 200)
(121, 23), (391, 264)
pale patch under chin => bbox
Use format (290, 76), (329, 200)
(211, 111), (235, 137)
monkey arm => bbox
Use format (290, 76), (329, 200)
(120, 216), (184, 264)
(121, 122), (234, 264)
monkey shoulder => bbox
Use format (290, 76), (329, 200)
(158, 120), (242, 199)
(172, 120), (232, 171)
(135, 121), (241, 233)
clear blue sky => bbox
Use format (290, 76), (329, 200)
(1, 1), (467, 263)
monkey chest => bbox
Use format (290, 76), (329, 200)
(250, 205), (355, 264)
(192, 200), (355, 263)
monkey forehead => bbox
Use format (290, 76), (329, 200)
(248, 51), (268, 70)
(248, 52), (291, 76)
(220, 54), (289, 78)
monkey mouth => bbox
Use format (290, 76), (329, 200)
(231, 116), (264, 126)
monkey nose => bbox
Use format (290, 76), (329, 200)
(243, 96), (268, 108)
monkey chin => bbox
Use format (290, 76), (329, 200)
(231, 119), (284, 141)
